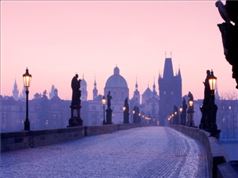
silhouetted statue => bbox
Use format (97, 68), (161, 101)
(107, 91), (112, 109)
(203, 70), (211, 104)
(173, 105), (179, 125)
(181, 97), (187, 125)
(69, 74), (83, 127)
(188, 91), (194, 101)
(187, 91), (194, 127)
(123, 97), (129, 124)
(71, 74), (80, 106)
(216, 0), (238, 88)
(105, 91), (112, 124)
(133, 106), (141, 124)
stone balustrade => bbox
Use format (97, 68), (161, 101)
(1, 123), (148, 152)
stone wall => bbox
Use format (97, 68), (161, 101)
(171, 125), (213, 178)
(171, 125), (238, 178)
(1, 123), (147, 152)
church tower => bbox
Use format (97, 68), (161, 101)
(93, 79), (98, 100)
(159, 58), (182, 125)
(12, 80), (19, 100)
(152, 80), (157, 96)
(81, 75), (88, 101)
(133, 81), (140, 106)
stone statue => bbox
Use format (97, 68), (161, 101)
(71, 74), (81, 106)
(107, 91), (112, 109)
(188, 91), (194, 101)
(69, 74), (83, 127)
(203, 70), (211, 104)
(123, 97), (129, 124)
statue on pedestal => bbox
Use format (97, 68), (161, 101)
(106, 91), (112, 124)
(69, 74), (83, 127)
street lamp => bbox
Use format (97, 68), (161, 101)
(101, 96), (106, 124)
(179, 107), (183, 113)
(199, 70), (219, 138)
(208, 70), (217, 95)
(23, 68), (32, 131)
(187, 96), (194, 127)
(178, 107), (183, 124)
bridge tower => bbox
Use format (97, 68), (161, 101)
(158, 58), (182, 125)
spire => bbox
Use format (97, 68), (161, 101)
(163, 57), (174, 78)
(93, 79), (98, 100)
(12, 79), (19, 100)
(80, 75), (88, 101)
(178, 68), (181, 78)
(153, 78), (157, 95)
(135, 78), (138, 89)
(49, 85), (56, 99)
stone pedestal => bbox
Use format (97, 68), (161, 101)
(106, 108), (112, 124)
(68, 105), (83, 127)
(68, 117), (83, 127)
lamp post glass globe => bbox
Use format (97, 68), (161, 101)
(123, 106), (126, 111)
(189, 100), (193, 107)
(101, 96), (106, 124)
(23, 68), (32, 88)
(101, 96), (106, 105)
(179, 107), (183, 112)
(209, 71), (217, 91)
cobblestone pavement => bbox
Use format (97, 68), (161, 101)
(0, 127), (209, 178)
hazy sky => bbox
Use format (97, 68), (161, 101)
(1, 0), (237, 100)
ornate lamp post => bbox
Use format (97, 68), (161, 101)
(101, 96), (107, 124)
(200, 70), (219, 137)
(208, 71), (219, 137)
(179, 107), (183, 125)
(187, 98), (194, 127)
(181, 98), (187, 125)
(23, 68), (32, 131)
(209, 71), (217, 95)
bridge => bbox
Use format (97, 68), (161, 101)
(1, 126), (210, 178)
(1, 124), (238, 178)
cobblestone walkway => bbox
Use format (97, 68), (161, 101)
(0, 127), (209, 178)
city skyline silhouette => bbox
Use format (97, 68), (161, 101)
(1, 1), (237, 100)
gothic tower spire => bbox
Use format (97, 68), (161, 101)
(93, 79), (98, 100)
(12, 79), (19, 100)
(163, 58), (174, 79)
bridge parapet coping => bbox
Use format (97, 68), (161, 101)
(171, 125), (238, 178)
(171, 125), (213, 178)
(1, 123), (151, 152)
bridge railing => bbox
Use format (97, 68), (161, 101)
(171, 125), (235, 178)
(1, 123), (154, 152)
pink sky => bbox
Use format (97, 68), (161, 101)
(1, 1), (237, 100)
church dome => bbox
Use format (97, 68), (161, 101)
(105, 67), (128, 88)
